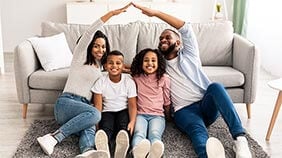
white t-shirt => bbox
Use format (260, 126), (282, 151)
(91, 73), (137, 112)
(166, 57), (203, 112)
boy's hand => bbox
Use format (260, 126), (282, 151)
(127, 121), (135, 135)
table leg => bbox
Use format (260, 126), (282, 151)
(266, 91), (282, 141)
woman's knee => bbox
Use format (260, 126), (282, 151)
(89, 107), (101, 124)
(54, 100), (68, 124)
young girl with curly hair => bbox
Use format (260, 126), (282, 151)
(130, 48), (171, 158)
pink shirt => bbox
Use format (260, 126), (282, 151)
(134, 73), (171, 116)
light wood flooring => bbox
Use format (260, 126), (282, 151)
(0, 53), (281, 157)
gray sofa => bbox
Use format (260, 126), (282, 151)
(14, 20), (259, 119)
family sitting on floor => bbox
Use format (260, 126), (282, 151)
(36, 2), (252, 158)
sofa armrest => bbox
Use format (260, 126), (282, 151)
(233, 34), (260, 104)
(14, 40), (40, 104)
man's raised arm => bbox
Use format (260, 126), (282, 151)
(132, 3), (184, 29)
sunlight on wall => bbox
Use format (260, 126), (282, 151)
(246, 0), (282, 77)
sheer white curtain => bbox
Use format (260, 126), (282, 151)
(246, 0), (282, 77)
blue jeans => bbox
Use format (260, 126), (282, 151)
(132, 114), (165, 147)
(53, 92), (101, 153)
(174, 83), (245, 158)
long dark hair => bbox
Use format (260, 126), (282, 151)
(84, 30), (110, 65)
(131, 48), (166, 81)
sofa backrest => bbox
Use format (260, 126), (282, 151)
(41, 21), (139, 65)
(192, 21), (233, 66)
(41, 20), (233, 66)
(101, 22), (140, 65)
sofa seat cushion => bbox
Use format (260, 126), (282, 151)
(203, 66), (244, 88)
(29, 68), (69, 90)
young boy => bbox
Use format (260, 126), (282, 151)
(91, 50), (137, 158)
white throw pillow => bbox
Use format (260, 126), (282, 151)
(28, 33), (73, 71)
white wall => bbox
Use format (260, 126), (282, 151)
(246, 0), (282, 77)
(0, 6), (4, 74)
(1, 0), (73, 52)
(0, 0), (233, 53)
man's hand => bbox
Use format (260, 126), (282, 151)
(132, 2), (158, 17)
(132, 2), (184, 29)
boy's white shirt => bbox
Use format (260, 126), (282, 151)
(91, 73), (137, 112)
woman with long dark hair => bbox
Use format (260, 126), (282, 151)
(36, 3), (132, 158)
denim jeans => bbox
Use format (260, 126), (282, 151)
(174, 83), (245, 158)
(53, 92), (101, 153)
(99, 109), (129, 141)
(99, 109), (129, 151)
(132, 114), (165, 147)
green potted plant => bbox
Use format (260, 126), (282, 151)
(215, 3), (224, 19)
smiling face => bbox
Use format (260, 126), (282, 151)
(142, 51), (158, 75)
(158, 29), (180, 59)
(105, 54), (124, 77)
(91, 37), (106, 61)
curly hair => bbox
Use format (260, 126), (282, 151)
(131, 48), (166, 81)
(84, 30), (110, 66)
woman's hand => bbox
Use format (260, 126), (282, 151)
(111, 2), (132, 16)
(101, 2), (132, 22)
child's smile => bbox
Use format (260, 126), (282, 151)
(143, 51), (158, 74)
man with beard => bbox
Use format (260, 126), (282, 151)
(133, 3), (252, 158)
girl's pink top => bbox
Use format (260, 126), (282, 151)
(134, 73), (171, 116)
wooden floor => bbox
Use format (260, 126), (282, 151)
(0, 53), (281, 157)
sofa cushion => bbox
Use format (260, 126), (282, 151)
(41, 21), (140, 65)
(137, 21), (233, 66)
(192, 21), (233, 66)
(29, 68), (69, 90)
(137, 21), (175, 53)
(28, 66), (243, 90)
(203, 66), (244, 88)
(41, 21), (89, 52)
(101, 22), (140, 65)
(42, 21), (233, 66)
(28, 33), (73, 72)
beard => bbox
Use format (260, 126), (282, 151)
(158, 42), (177, 57)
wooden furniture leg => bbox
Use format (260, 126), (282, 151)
(246, 103), (251, 119)
(22, 103), (28, 119)
(266, 91), (282, 141)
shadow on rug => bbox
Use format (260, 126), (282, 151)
(13, 117), (269, 158)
